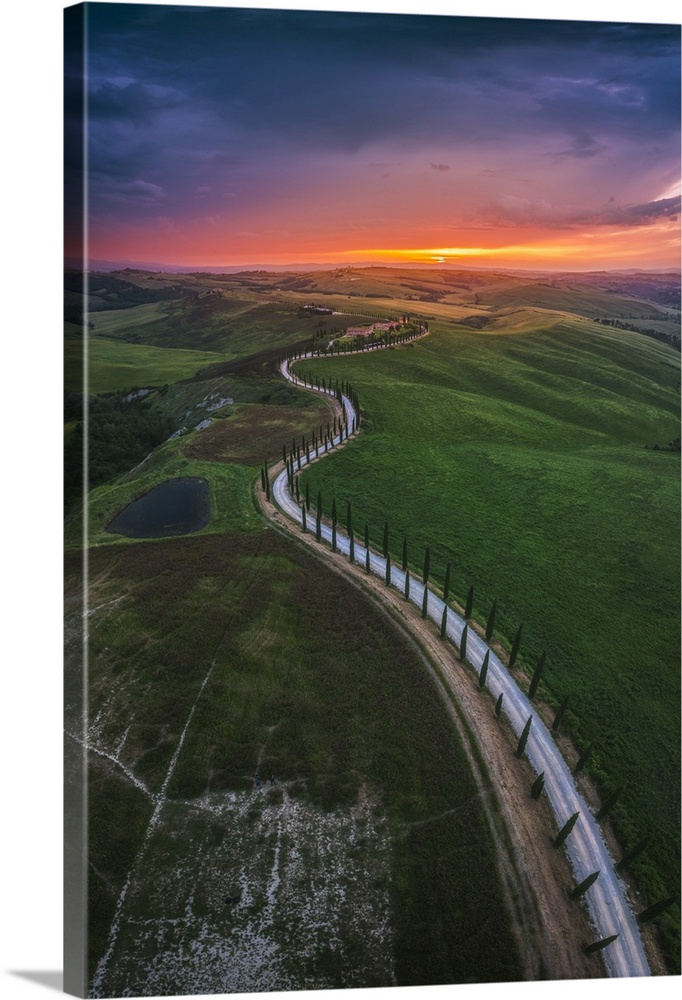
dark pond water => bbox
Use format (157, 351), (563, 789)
(107, 477), (210, 538)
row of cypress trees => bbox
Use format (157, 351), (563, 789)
(280, 322), (425, 366)
(295, 491), (674, 938)
(293, 502), (563, 715)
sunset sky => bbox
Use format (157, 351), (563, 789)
(65, 2), (681, 271)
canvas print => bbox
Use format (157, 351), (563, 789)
(63, 2), (681, 997)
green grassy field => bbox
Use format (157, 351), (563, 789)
(64, 337), (227, 393)
(65, 531), (523, 991)
(87, 291), (380, 357)
(64, 363), (331, 547)
(297, 319), (681, 968)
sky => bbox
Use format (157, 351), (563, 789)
(65, 2), (681, 270)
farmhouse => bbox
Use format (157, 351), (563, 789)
(346, 326), (374, 337)
(303, 303), (333, 314)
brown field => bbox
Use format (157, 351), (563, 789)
(181, 400), (332, 466)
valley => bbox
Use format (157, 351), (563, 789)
(65, 264), (681, 990)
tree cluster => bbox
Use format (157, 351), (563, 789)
(64, 391), (175, 509)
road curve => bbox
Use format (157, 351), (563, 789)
(268, 344), (650, 979)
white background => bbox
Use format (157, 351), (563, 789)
(1, 1), (678, 999)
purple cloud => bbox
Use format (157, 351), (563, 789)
(473, 195), (681, 229)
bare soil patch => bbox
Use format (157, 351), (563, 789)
(182, 400), (330, 466)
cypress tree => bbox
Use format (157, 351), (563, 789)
(316, 507), (322, 542)
(597, 787), (623, 821)
(443, 562), (451, 602)
(479, 650), (490, 689)
(402, 535), (408, 572)
(552, 695), (570, 732)
(637, 896), (679, 924)
(260, 465), (266, 490)
(332, 519), (337, 552)
(295, 478), (300, 503)
(440, 604), (448, 639)
(584, 935), (618, 955)
(332, 497), (337, 526)
(616, 836), (651, 872)
(574, 741), (595, 773)
(465, 585), (474, 620)
(264, 469), (270, 501)
(508, 623), (523, 669)
(301, 505), (307, 533)
(485, 599), (497, 641)
(495, 692), (504, 719)
(460, 624), (468, 662)
(383, 521), (389, 558)
(404, 570), (410, 600)
(571, 871), (600, 900)
(528, 651), (546, 700)
(423, 546), (430, 585)
(421, 586), (428, 618)
(282, 444), (287, 464)
(385, 556), (391, 586)
(305, 481), (311, 511)
(531, 772), (545, 799)
(516, 715), (532, 758)
(365, 524), (370, 573)
(554, 812), (580, 848)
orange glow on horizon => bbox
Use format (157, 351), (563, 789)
(86, 222), (680, 272)
(330, 227), (681, 270)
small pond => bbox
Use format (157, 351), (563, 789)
(107, 477), (210, 538)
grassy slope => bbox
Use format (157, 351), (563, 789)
(88, 294), (376, 356)
(474, 282), (670, 318)
(298, 320), (681, 967)
(64, 337), (226, 393)
(65, 531), (522, 990)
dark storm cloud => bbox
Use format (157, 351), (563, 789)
(82, 5), (681, 139)
(593, 194), (681, 225)
(552, 135), (607, 159)
(73, 4), (680, 220)
(88, 80), (186, 126)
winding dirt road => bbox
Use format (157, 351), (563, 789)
(261, 340), (651, 980)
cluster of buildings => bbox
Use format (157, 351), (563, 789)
(345, 322), (396, 338)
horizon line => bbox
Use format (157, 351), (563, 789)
(67, 256), (682, 276)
